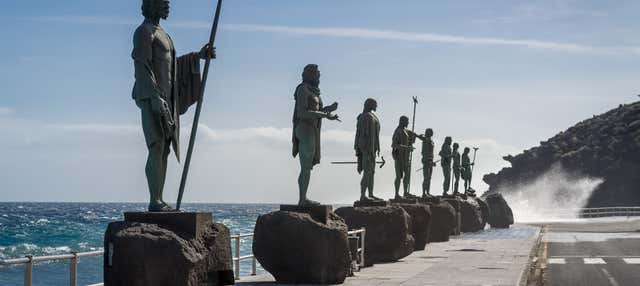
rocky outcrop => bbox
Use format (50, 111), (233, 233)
(335, 206), (414, 266)
(394, 203), (432, 251)
(460, 197), (484, 232)
(252, 211), (351, 284)
(104, 221), (234, 286)
(484, 101), (640, 207)
(426, 201), (456, 242)
(485, 193), (514, 228)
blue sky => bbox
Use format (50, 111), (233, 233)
(0, 0), (638, 203)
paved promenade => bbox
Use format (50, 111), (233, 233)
(238, 224), (540, 286)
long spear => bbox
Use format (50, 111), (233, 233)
(469, 147), (479, 190)
(176, 0), (223, 210)
(407, 96), (418, 194)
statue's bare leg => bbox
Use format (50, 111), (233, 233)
(403, 166), (411, 197)
(158, 139), (172, 208)
(146, 141), (171, 211)
(394, 160), (403, 199)
(298, 151), (319, 206)
(368, 169), (381, 201)
(360, 173), (368, 201)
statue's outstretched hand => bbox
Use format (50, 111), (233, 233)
(327, 113), (341, 122)
(199, 43), (216, 60)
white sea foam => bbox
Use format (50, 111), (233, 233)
(498, 164), (603, 222)
(42, 246), (71, 254)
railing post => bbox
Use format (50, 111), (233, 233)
(251, 256), (257, 276)
(360, 228), (366, 268)
(235, 234), (240, 280)
(24, 255), (33, 286)
(69, 252), (78, 286)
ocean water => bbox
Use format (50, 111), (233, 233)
(0, 202), (277, 286)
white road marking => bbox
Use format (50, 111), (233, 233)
(547, 258), (566, 264)
(600, 268), (620, 286)
(583, 258), (606, 264)
(622, 258), (640, 264)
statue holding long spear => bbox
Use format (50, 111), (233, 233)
(131, 0), (220, 212)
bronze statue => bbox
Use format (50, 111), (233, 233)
(355, 98), (382, 201)
(439, 136), (453, 196)
(292, 64), (340, 206)
(452, 143), (461, 194)
(413, 128), (435, 198)
(132, 0), (215, 212)
(391, 116), (416, 199)
(461, 147), (473, 191)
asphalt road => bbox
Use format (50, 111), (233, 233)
(541, 218), (640, 286)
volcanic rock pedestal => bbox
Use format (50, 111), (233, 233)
(460, 197), (484, 232)
(426, 201), (456, 242)
(252, 205), (351, 284)
(103, 212), (234, 286)
(442, 197), (462, 235)
(335, 206), (414, 266)
(392, 203), (432, 251)
(485, 193), (514, 228)
(476, 197), (490, 230)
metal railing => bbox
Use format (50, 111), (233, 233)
(231, 232), (257, 279)
(347, 228), (366, 270)
(538, 206), (640, 219)
(0, 250), (103, 286)
(0, 232), (258, 286)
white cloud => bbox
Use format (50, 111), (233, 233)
(23, 15), (640, 55)
(223, 24), (636, 55)
(0, 107), (13, 116)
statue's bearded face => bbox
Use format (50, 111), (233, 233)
(364, 98), (377, 112)
(143, 0), (170, 20)
(399, 116), (409, 128)
(302, 64), (320, 87)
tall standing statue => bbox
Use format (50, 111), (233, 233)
(132, 0), (215, 212)
(413, 128), (435, 198)
(355, 98), (382, 202)
(292, 64), (340, 206)
(392, 116), (416, 199)
(452, 143), (461, 194)
(461, 147), (473, 192)
(439, 136), (453, 196)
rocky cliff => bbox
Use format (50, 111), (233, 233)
(483, 100), (640, 207)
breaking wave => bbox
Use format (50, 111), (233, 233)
(498, 164), (603, 222)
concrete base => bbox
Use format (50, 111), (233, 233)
(104, 212), (234, 286)
(418, 196), (441, 205)
(354, 200), (389, 207)
(280, 204), (332, 224)
(389, 198), (419, 204)
(124, 211), (212, 239)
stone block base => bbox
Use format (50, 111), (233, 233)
(354, 200), (390, 207)
(280, 204), (332, 224)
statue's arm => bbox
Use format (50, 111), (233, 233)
(132, 27), (162, 100)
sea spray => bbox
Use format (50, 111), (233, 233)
(499, 164), (603, 222)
